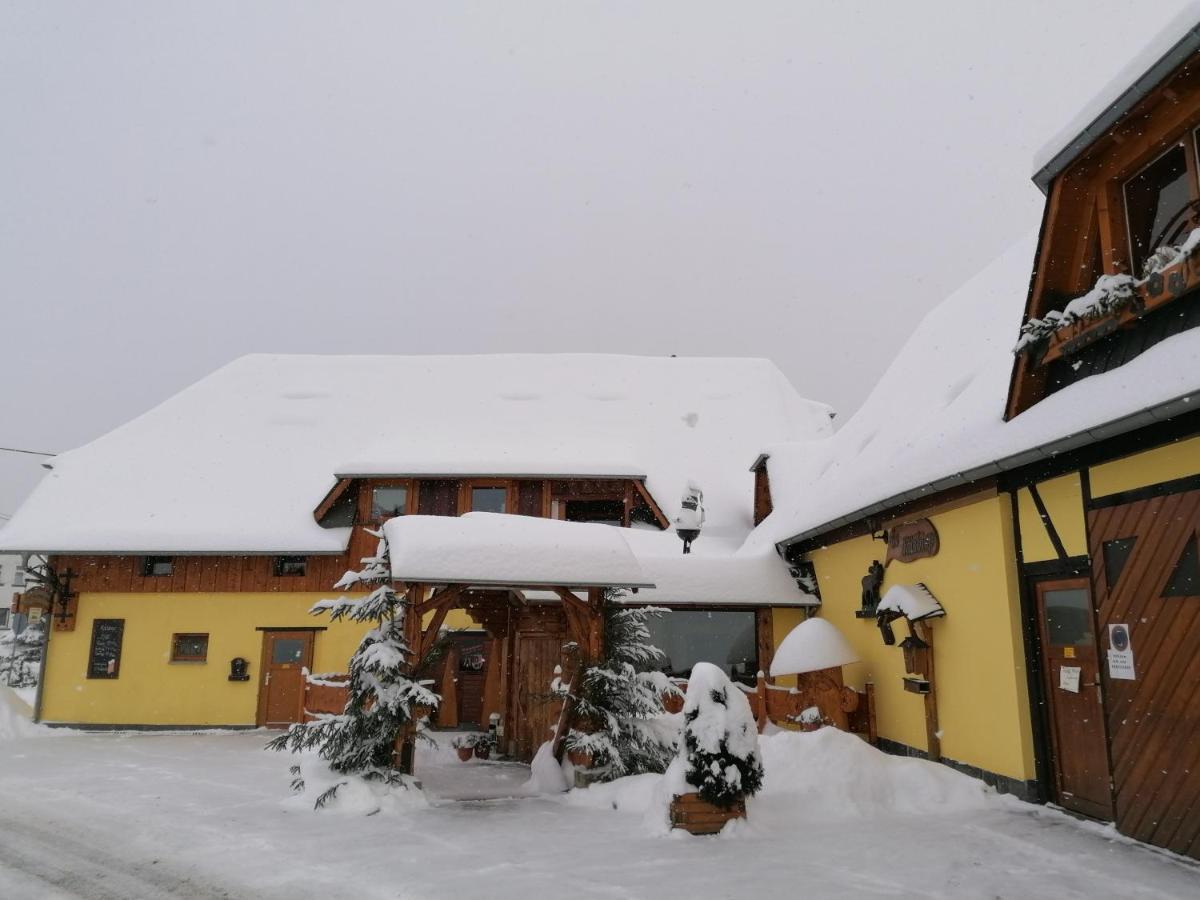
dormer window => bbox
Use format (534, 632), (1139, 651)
(370, 486), (409, 521)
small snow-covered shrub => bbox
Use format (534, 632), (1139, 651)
(268, 531), (438, 810)
(673, 662), (763, 808)
(563, 602), (681, 780)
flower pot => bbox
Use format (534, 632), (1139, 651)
(567, 748), (593, 768)
(473, 744), (491, 760)
(456, 747), (474, 762)
(669, 792), (747, 835)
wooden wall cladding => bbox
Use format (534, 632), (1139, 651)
(55, 475), (666, 594)
(51, 553), (352, 595)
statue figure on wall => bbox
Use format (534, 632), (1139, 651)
(860, 560), (884, 613)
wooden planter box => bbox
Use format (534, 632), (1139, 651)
(669, 793), (746, 835)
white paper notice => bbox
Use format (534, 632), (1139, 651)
(1059, 666), (1081, 693)
(1108, 624), (1136, 680)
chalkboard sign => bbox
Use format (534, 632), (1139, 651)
(87, 618), (125, 679)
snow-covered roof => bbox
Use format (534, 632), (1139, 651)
(616, 529), (817, 607)
(1032, 4), (1200, 192)
(746, 232), (1200, 552)
(382, 513), (651, 588)
(0, 354), (832, 554)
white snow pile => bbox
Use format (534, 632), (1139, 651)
(525, 741), (571, 794)
(877, 583), (945, 622)
(281, 752), (428, 816)
(570, 727), (997, 834)
(383, 513), (650, 588)
(769, 617), (859, 676)
(0, 687), (49, 742)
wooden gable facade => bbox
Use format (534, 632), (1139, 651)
(1008, 44), (1200, 418)
(46, 474), (670, 630)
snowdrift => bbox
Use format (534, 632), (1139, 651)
(571, 726), (995, 833)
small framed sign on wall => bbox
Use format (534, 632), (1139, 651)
(87, 618), (125, 679)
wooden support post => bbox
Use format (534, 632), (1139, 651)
(395, 582), (424, 775)
(439, 644), (460, 729)
(916, 623), (940, 762)
(755, 671), (768, 733)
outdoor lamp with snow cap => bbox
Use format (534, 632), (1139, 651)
(674, 482), (705, 554)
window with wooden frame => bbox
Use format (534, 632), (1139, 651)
(170, 633), (209, 662)
(1123, 141), (1197, 277)
(463, 480), (509, 515)
(272, 555), (307, 577)
(369, 484), (410, 522)
(140, 556), (175, 577)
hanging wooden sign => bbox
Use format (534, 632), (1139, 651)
(886, 519), (939, 565)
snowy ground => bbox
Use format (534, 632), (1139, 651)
(1, 702), (1197, 899)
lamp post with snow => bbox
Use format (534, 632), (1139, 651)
(674, 483), (704, 554)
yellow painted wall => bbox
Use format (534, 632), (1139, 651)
(41, 592), (477, 726)
(806, 495), (1036, 782)
(1089, 434), (1200, 499)
(1016, 473), (1087, 562)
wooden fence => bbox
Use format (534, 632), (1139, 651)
(304, 666), (876, 744)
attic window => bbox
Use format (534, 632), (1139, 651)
(1124, 144), (1192, 276)
(470, 487), (508, 514)
(273, 556), (307, 577)
(565, 499), (624, 525)
(371, 486), (408, 521)
(141, 556), (174, 577)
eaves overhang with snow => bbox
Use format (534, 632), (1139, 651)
(777, 389), (1197, 553)
(1032, 9), (1200, 194)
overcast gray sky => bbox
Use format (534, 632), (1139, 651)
(0, 1), (1192, 519)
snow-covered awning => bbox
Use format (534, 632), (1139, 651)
(382, 513), (653, 589)
(877, 583), (945, 622)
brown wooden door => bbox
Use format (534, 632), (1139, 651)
(418, 480), (460, 516)
(513, 635), (564, 761)
(1034, 577), (1114, 819)
(456, 635), (487, 726)
(257, 630), (315, 727)
(1089, 488), (1200, 858)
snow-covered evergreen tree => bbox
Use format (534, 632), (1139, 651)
(268, 531), (438, 807)
(674, 661), (764, 808)
(563, 601), (681, 780)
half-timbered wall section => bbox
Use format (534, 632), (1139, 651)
(1008, 47), (1200, 417)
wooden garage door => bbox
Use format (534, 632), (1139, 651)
(1088, 488), (1200, 858)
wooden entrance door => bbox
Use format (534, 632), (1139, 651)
(513, 634), (564, 761)
(1089, 488), (1200, 858)
(1034, 577), (1113, 819)
(256, 630), (315, 727)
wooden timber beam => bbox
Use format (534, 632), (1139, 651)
(415, 584), (463, 617)
(631, 480), (671, 530)
(313, 477), (355, 523)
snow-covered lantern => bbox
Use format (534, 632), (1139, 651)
(674, 482), (705, 554)
(769, 617), (860, 678)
